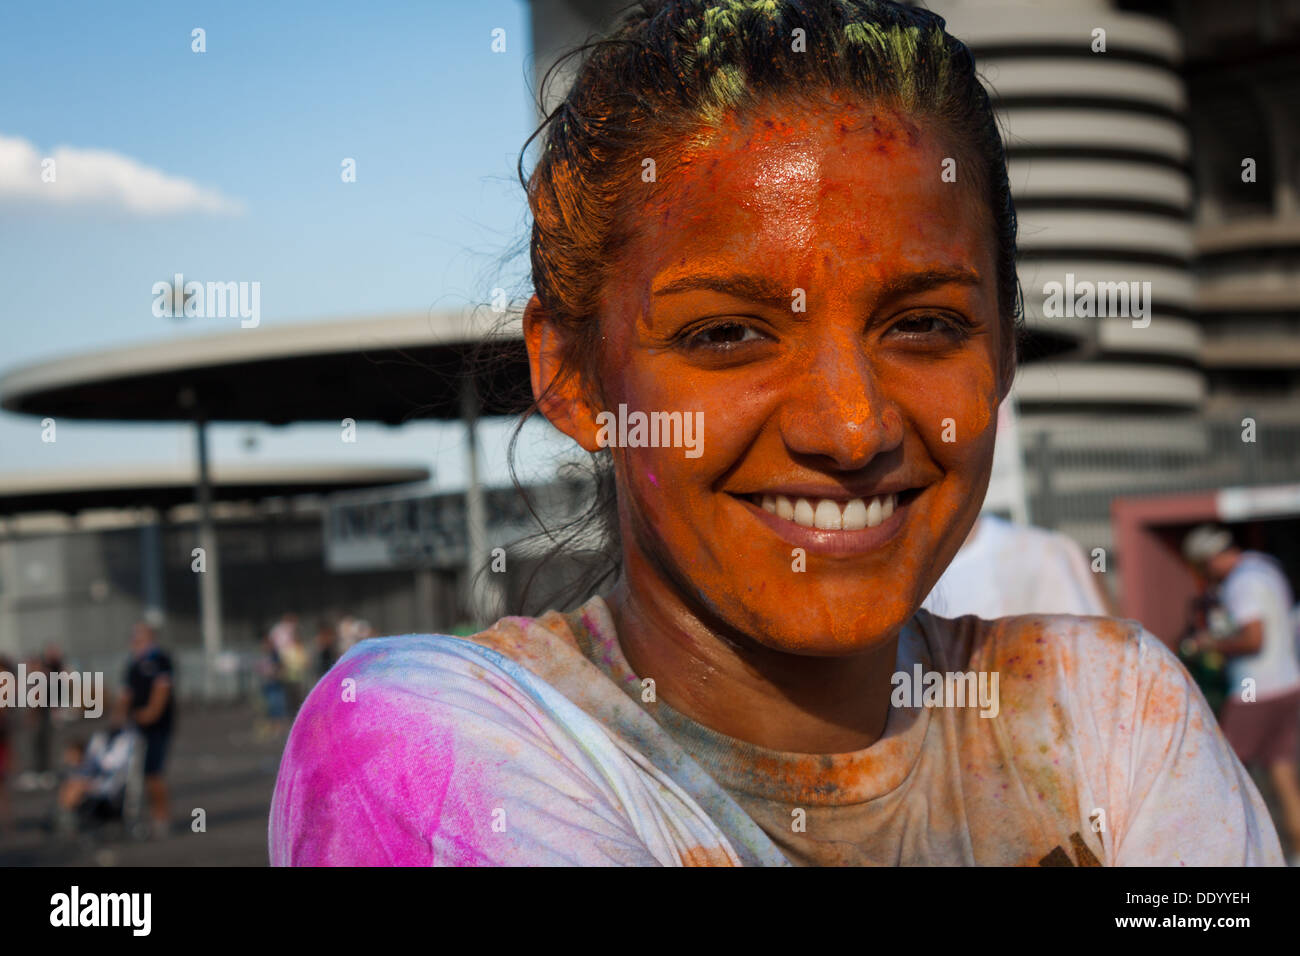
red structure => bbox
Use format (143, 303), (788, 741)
(1113, 483), (1300, 646)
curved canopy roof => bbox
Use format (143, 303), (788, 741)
(0, 462), (430, 515)
(0, 311), (529, 424)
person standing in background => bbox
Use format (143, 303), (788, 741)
(256, 630), (290, 739)
(335, 613), (373, 657)
(19, 653), (55, 791)
(314, 621), (339, 681)
(121, 621), (175, 838)
(268, 611), (309, 712)
(1184, 525), (1300, 866)
(269, 612), (299, 655)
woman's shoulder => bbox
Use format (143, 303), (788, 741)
(317, 626), (547, 693)
(917, 610), (1283, 864)
(916, 608), (1192, 716)
(270, 613), (743, 866)
(919, 607), (1158, 664)
(303, 606), (590, 709)
(285, 615), (603, 776)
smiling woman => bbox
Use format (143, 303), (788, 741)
(269, 0), (1283, 866)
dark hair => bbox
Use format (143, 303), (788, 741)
(502, 0), (1021, 614)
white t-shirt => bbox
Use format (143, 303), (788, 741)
(1220, 552), (1300, 700)
(271, 596), (1282, 866)
(922, 516), (1108, 619)
(84, 728), (136, 799)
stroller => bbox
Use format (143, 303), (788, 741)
(52, 724), (149, 840)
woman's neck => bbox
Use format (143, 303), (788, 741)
(604, 566), (901, 754)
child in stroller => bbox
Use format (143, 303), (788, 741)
(52, 723), (142, 837)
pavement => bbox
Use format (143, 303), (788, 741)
(1, 702), (286, 866)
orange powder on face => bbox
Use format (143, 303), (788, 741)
(581, 101), (1006, 769)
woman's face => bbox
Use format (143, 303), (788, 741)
(558, 98), (1007, 656)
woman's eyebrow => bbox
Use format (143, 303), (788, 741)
(875, 267), (982, 301)
(650, 267), (982, 310)
(651, 273), (794, 311)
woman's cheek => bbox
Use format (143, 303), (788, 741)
(893, 364), (998, 469)
(613, 380), (754, 546)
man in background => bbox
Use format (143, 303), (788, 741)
(121, 621), (175, 838)
(1184, 524), (1300, 866)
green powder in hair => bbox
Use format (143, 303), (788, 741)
(706, 63), (748, 109)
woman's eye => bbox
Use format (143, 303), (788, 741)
(890, 313), (968, 340)
(684, 321), (766, 349)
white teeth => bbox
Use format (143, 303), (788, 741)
(813, 499), (842, 530)
(756, 492), (900, 531)
(793, 498), (815, 526)
(866, 497), (883, 527)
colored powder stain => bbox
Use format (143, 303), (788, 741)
(647, 471), (659, 487)
(679, 844), (736, 867)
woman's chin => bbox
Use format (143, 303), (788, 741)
(720, 597), (918, 658)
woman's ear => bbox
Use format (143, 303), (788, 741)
(523, 295), (604, 452)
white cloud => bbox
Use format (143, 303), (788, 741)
(0, 133), (244, 215)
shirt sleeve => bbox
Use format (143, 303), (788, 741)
(1113, 628), (1284, 866)
(1222, 570), (1270, 628)
(269, 634), (668, 866)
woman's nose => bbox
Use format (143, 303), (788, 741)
(776, 338), (903, 470)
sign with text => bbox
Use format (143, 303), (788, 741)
(324, 480), (590, 572)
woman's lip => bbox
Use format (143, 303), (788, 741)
(741, 486), (915, 501)
(733, 490), (910, 557)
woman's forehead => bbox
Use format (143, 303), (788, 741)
(618, 105), (991, 289)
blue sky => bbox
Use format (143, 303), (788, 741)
(0, 0), (575, 489)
